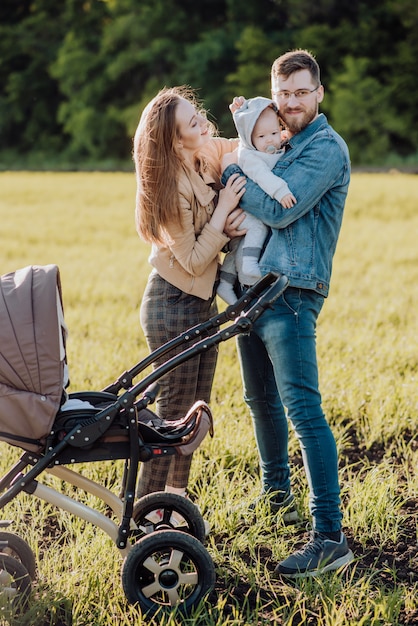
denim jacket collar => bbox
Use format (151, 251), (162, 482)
(286, 113), (327, 150)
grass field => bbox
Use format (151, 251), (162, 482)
(0, 171), (416, 625)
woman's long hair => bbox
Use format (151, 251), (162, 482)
(133, 86), (212, 244)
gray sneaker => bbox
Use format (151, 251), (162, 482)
(248, 491), (300, 525)
(275, 531), (354, 578)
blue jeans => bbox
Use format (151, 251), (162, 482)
(237, 287), (342, 533)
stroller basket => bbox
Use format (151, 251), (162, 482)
(0, 264), (288, 615)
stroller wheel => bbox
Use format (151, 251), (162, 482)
(0, 532), (37, 579)
(121, 529), (215, 615)
(132, 492), (206, 543)
(0, 554), (31, 614)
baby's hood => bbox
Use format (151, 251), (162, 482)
(233, 96), (278, 150)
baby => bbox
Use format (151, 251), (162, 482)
(217, 96), (296, 305)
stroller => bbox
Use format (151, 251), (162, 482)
(0, 264), (288, 617)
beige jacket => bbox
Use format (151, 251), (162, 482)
(149, 137), (239, 300)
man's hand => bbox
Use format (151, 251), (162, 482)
(224, 208), (247, 238)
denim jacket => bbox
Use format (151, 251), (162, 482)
(221, 114), (350, 297)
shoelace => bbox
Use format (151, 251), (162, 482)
(294, 532), (326, 556)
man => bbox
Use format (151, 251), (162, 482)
(222, 49), (354, 577)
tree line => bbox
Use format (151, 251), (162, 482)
(1, 0), (417, 168)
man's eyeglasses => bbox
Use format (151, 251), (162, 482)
(272, 86), (321, 101)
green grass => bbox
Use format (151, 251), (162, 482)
(0, 171), (417, 625)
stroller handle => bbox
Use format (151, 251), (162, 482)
(221, 272), (278, 321)
(116, 272), (289, 409)
(103, 272), (283, 395)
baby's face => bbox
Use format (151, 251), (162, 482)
(251, 107), (282, 153)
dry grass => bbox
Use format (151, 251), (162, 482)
(0, 171), (416, 625)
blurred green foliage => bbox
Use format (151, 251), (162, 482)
(1, 0), (417, 167)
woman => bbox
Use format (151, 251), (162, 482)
(134, 86), (245, 502)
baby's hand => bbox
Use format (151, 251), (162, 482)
(229, 96), (246, 114)
(281, 193), (297, 209)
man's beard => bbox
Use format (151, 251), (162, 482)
(280, 103), (317, 134)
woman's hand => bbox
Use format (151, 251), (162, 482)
(223, 207), (247, 238)
(210, 173), (246, 232)
(218, 172), (246, 209)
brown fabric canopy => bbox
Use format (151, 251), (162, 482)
(0, 265), (65, 450)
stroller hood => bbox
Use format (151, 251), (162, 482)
(0, 265), (65, 449)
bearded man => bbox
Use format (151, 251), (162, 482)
(222, 49), (354, 578)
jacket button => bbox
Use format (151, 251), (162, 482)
(318, 283), (323, 289)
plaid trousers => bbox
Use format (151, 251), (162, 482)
(136, 271), (218, 496)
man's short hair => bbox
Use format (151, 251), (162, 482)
(272, 49), (321, 86)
